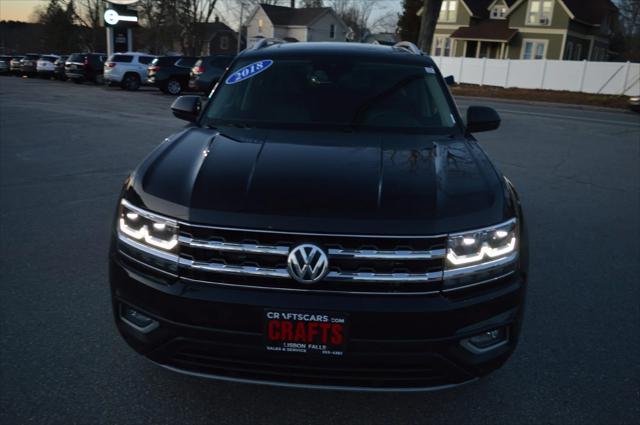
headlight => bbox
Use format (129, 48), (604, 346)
(118, 199), (178, 252)
(445, 218), (517, 276)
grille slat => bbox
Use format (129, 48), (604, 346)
(177, 223), (446, 293)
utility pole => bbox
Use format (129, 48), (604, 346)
(237, 2), (245, 54)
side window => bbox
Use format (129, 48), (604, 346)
(138, 56), (154, 65)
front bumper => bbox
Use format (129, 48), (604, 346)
(110, 251), (526, 391)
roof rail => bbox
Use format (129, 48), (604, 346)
(393, 41), (423, 55)
(252, 38), (287, 50)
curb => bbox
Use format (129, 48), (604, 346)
(453, 95), (632, 114)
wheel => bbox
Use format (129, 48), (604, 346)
(121, 73), (140, 91)
(165, 79), (182, 95)
(72, 78), (83, 84)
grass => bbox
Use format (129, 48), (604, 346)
(450, 84), (632, 109)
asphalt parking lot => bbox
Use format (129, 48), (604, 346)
(1, 77), (639, 425)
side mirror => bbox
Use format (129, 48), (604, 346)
(170, 95), (201, 122)
(466, 106), (501, 133)
(444, 75), (456, 86)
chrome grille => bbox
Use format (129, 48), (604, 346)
(176, 223), (447, 293)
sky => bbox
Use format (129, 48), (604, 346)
(0, 0), (46, 21)
(0, 0), (402, 27)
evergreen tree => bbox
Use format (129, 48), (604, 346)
(397, 0), (422, 43)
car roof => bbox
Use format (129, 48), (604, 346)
(240, 42), (435, 66)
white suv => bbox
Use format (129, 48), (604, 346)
(104, 52), (155, 91)
(36, 55), (60, 78)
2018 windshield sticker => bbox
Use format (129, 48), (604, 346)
(226, 60), (273, 85)
(424, 67), (435, 74)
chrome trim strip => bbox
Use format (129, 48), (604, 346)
(117, 250), (178, 278)
(179, 276), (441, 296)
(178, 221), (447, 239)
(179, 258), (290, 278)
(442, 253), (518, 279)
(154, 362), (478, 393)
(117, 232), (179, 262)
(121, 199), (178, 226)
(179, 258), (442, 283)
(442, 271), (516, 293)
(328, 248), (446, 260)
(179, 236), (289, 256)
(326, 271), (442, 283)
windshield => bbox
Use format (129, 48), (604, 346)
(203, 56), (459, 133)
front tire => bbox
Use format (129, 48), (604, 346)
(165, 79), (182, 95)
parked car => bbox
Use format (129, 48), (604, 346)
(110, 41), (528, 392)
(629, 96), (640, 113)
(0, 55), (12, 74)
(10, 56), (24, 75)
(65, 53), (107, 84)
(188, 55), (234, 93)
(147, 56), (198, 95)
(53, 55), (68, 80)
(36, 55), (60, 78)
(20, 54), (41, 77)
(104, 52), (155, 91)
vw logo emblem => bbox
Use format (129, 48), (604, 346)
(287, 244), (329, 284)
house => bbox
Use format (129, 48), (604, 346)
(245, 3), (348, 46)
(197, 17), (244, 56)
(427, 0), (618, 61)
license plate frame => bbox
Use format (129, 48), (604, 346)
(263, 309), (348, 357)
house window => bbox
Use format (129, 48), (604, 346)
(522, 39), (547, 59)
(258, 18), (264, 33)
(220, 36), (229, 50)
(434, 36), (452, 57)
(527, 0), (553, 26)
(565, 41), (573, 60)
(330, 24), (335, 39)
(491, 5), (508, 19)
(574, 44), (582, 60)
(439, 1), (457, 23)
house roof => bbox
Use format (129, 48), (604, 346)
(463, 0), (495, 18)
(260, 4), (330, 26)
(561, 0), (618, 25)
(450, 19), (518, 42)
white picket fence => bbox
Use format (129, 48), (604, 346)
(432, 57), (640, 96)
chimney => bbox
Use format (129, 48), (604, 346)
(290, 0), (295, 8)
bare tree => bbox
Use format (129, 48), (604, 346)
(417, 0), (441, 52)
(327, 0), (382, 41)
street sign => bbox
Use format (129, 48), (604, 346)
(104, 9), (139, 26)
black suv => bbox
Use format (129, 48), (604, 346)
(110, 41), (528, 391)
(20, 53), (41, 76)
(53, 56), (68, 80)
(188, 55), (234, 93)
(65, 53), (106, 84)
(148, 56), (198, 95)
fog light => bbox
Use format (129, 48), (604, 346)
(121, 306), (159, 333)
(461, 327), (508, 353)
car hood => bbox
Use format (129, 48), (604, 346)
(126, 127), (510, 235)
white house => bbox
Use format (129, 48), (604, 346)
(245, 3), (348, 46)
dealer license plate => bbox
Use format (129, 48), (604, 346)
(264, 309), (347, 356)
